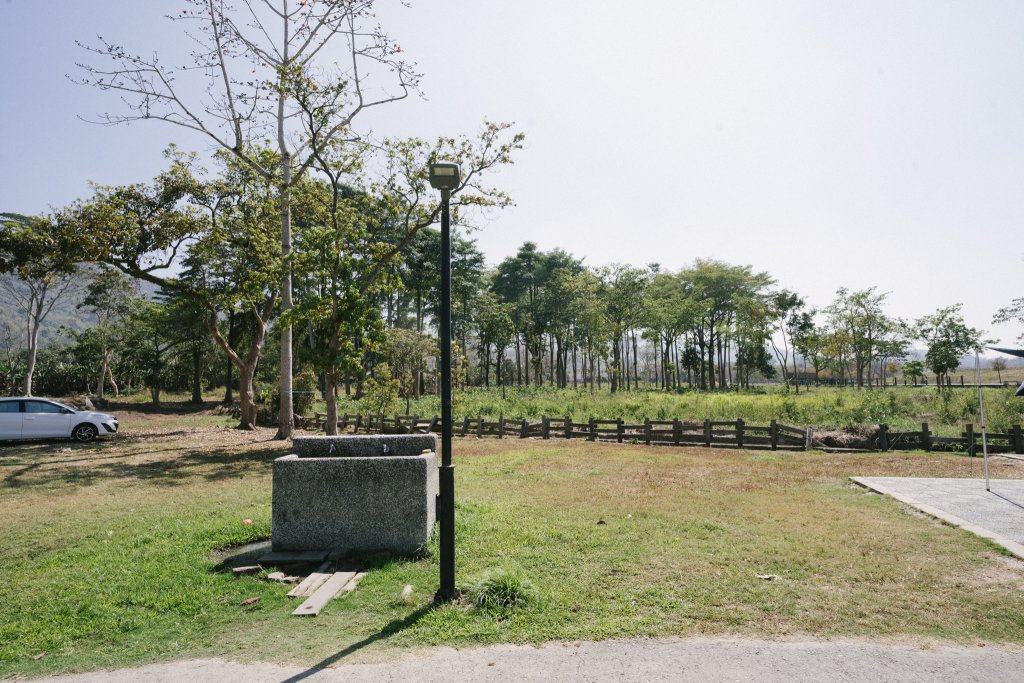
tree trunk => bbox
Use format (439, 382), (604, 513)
(324, 370), (338, 435)
(106, 358), (120, 397)
(190, 345), (203, 404)
(224, 310), (235, 404)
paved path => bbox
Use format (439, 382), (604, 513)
(852, 477), (1024, 558)
(30, 638), (1024, 683)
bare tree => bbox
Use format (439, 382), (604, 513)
(0, 272), (81, 396)
(77, 0), (419, 438)
(991, 357), (1007, 384)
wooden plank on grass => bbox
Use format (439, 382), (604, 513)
(287, 561), (332, 598)
(258, 550), (329, 565)
(292, 570), (359, 616)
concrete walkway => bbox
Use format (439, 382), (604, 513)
(30, 638), (1024, 683)
(852, 477), (1024, 559)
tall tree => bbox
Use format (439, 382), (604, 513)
(79, 0), (422, 438)
(78, 269), (136, 399)
(0, 213), (82, 396)
(57, 153), (280, 428)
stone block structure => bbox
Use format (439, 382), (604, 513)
(272, 434), (438, 555)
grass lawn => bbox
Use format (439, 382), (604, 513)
(3, 403), (1024, 678)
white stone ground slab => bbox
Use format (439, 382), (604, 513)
(852, 477), (1024, 559)
(30, 638), (1024, 683)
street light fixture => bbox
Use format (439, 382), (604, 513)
(429, 161), (460, 602)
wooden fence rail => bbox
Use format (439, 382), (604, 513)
(292, 414), (1024, 456)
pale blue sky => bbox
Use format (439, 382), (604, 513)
(1, 1), (1022, 347)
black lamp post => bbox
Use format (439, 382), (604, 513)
(429, 161), (460, 602)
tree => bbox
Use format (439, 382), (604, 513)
(474, 291), (515, 397)
(825, 287), (892, 388)
(991, 357), (1008, 384)
(0, 213), (82, 396)
(599, 265), (648, 392)
(384, 328), (437, 414)
(78, 0), (428, 438)
(914, 305), (984, 390)
(121, 299), (184, 404)
(903, 360), (925, 385)
(768, 290), (805, 392)
(57, 154), (280, 428)
(78, 269), (135, 399)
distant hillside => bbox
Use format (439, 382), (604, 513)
(0, 272), (160, 350)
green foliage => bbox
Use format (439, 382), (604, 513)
(914, 305), (985, 388)
(360, 364), (400, 417)
(293, 369), (319, 417)
(472, 565), (535, 611)
(349, 385), (1023, 436)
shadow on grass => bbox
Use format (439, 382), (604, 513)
(278, 604), (437, 683)
(0, 441), (286, 489)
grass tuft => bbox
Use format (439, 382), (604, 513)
(472, 566), (535, 611)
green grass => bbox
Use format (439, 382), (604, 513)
(3, 408), (1024, 677)
(327, 385), (1024, 436)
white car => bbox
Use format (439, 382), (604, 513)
(0, 398), (119, 443)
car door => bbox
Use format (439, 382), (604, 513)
(21, 400), (72, 439)
(0, 400), (21, 439)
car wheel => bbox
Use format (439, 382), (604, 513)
(73, 423), (98, 443)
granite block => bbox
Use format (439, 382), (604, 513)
(273, 435), (438, 555)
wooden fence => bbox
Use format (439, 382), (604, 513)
(873, 422), (1024, 455)
(296, 413), (808, 451)
(293, 413), (1024, 456)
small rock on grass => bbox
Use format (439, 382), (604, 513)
(266, 571), (300, 584)
(240, 597), (261, 606)
(756, 573), (781, 581)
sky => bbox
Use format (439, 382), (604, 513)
(1, 0), (1022, 350)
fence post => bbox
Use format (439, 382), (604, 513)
(411, 414), (419, 434)
(770, 419), (778, 451)
(476, 416), (484, 439)
(805, 427), (812, 451)
(589, 417), (597, 441)
(542, 415), (550, 439)
(1014, 424), (1024, 455)
(498, 414), (504, 439)
(736, 418), (745, 448)
(564, 416), (572, 439)
(520, 419), (528, 438)
(704, 419), (712, 447)
(965, 423), (975, 457)
(673, 418), (681, 446)
(354, 414), (363, 433)
(428, 415), (439, 433)
(921, 422), (931, 452)
(644, 418), (652, 446)
(617, 418), (624, 443)
(460, 417), (470, 437)
(879, 424), (889, 451)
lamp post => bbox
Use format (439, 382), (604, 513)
(429, 161), (460, 602)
